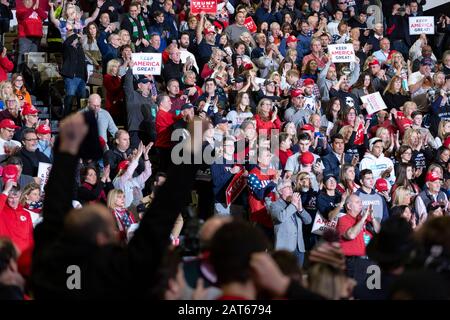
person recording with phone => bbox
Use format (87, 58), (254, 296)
(337, 194), (380, 286)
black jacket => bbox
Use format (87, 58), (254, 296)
(61, 33), (87, 81)
(17, 148), (51, 177)
(103, 146), (144, 179)
(31, 151), (197, 299)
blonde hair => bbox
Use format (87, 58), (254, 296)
(393, 186), (411, 206)
(256, 98), (272, 119)
(437, 120), (450, 141)
(0, 81), (13, 101)
(19, 182), (41, 206)
(107, 189), (125, 210)
(106, 59), (121, 75)
(338, 125), (353, 142)
(308, 264), (347, 300)
(376, 127), (392, 149)
(64, 4), (81, 20)
(403, 128), (420, 148)
(403, 101), (417, 117)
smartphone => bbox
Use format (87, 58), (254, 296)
(183, 89), (190, 95)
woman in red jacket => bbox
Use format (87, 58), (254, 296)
(254, 98), (281, 137)
(0, 180), (34, 255)
(16, 0), (47, 71)
(103, 59), (125, 125)
(0, 47), (13, 82)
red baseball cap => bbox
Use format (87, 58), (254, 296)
(36, 124), (51, 135)
(368, 59), (380, 67)
(425, 171), (442, 183)
(375, 178), (389, 192)
(0, 119), (19, 130)
(21, 103), (39, 116)
(118, 160), (130, 172)
(2, 164), (19, 184)
(303, 78), (315, 86)
(290, 88), (304, 98)
(299, 151), (314, 165)
(301, 124), (315, 132)
(286, 35), (298, 45)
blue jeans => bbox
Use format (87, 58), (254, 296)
(294, 249), (305, 267)
(64, 77), (87, 97)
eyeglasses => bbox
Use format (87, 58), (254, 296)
(15, 79), (23, 82)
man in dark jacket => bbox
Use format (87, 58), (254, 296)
(162, 46), (184, 84)
(97, 24), (121, 74)
(31, 112), (198, 299)
(17, 129), (51, 177)
(61, 31), (88, 117)
(123, 65), (156, 149)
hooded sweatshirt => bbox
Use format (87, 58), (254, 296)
(359, 153), (396, 186)
(354, 188), (389, 223)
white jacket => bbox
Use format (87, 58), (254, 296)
(359, 153), (396, 186)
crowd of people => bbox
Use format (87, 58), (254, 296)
(0, 0), (450, 300)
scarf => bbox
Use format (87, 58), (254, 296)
(25, 201), (43, 214)
(113, 208), (134, 231)
(128, 15), (149, 41)
(82, 182), (107, 204)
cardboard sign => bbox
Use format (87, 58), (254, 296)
(37, 162), (52, 193)
(131, 53), (162, 75)
(190, 0), (217, 15)
(361, 92), (388, 115)
(311, 213), (339, 236)
(328, 44), (356, 63)
(244, 17), (257, 33)
(225, 169), (247, 206)
(409, 16), (435, 35)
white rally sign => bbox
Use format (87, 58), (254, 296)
(328, 44), (356, 63)
(361, 92), (388, 115)
(131, 53), (162, 75)
(409, 16), (435, 35)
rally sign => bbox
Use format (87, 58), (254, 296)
(190, 0), (217, 15)
(244, 17), (257, 33)
(225, 169), (247, 206)
(409, 16), (435, 35)
(328, 44), (356, 63)
(37, 162), (52, 193)
(361, 92), (388, 115)
(311, 213), (339, 236)
(131, 53), (162, 75)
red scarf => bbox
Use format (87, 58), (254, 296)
(82, 182), (107, 204)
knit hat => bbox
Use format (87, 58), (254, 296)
(369, 137), (382, 151)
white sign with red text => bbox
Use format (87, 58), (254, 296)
(328, 44), (356, 63)
(409, 16), (435, 35)
(131, 53), (162, 75)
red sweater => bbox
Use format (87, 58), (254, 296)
(0, 56), (14, 82)
(103, 74), (125, 112)
(0, 194), (34, 254)
(254, 114), (281, 137)
(155, 109), (182, 149)
(16, 7), (47, 38)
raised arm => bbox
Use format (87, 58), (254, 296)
(85, 0), (104, 25)
(48, 2), (60, 28)
(34, 113), (88, 251)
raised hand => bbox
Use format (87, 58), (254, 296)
(58, 113), (88, 155)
